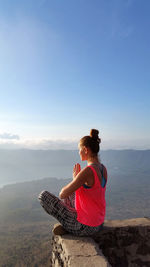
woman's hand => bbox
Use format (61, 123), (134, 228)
(73, 163), (81, 179)
(59, 166), (92, 199)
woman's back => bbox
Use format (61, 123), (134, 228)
(75, 164), (107, 226)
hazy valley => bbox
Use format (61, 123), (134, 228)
(1, 149), (150, 186)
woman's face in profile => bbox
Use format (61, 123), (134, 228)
(78, 143), (87, 161)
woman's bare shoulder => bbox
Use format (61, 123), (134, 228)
(75, 165), (93, 181)
(80, 165), (94, 175)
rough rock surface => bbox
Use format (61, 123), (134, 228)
(93, 218), (150, 267)
(52, 233), (110, 267)
(52, 218), (150, 267)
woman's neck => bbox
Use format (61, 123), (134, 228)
(87, 156), (100, 166)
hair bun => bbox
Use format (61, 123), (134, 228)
(90, 129), (101, 144)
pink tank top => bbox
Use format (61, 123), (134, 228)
(75, 165), (107, 226)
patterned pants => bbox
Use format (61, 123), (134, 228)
(38, 191), (103, 236)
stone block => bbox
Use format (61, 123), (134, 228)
(59, 235), (99, 257)
(68, 255), (111, 267)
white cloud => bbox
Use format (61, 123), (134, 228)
(0, 132), (20, 140)
(0, 138), (78, 150)
(102, 138), (150, 150)
(0, 136), (149, 150)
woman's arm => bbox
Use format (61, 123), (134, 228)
(59, 166), (91, 199)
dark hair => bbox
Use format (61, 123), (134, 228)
(80, 129), (101, 155)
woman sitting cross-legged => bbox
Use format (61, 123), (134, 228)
(38, 129), (107, 236)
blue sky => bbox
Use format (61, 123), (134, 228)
(0, 0), (150, 149)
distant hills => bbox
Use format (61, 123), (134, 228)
(0, 149), (150, 187)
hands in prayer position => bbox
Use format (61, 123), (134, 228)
(73, 163), (81, 179)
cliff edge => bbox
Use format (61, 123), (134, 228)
(52, 217), (150, 267)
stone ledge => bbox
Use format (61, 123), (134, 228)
(52, 218), (150, 267)
(54, 235), (99, 256)
(52, 230), (110, 266)
(69, 255), (110, 267)
(101, 217), (150, 228)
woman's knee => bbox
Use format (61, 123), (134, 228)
(38, 190), (49, 201)
(38, 190), (57, 203)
